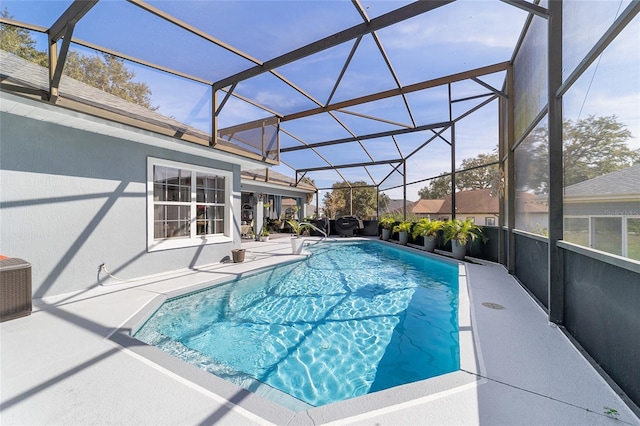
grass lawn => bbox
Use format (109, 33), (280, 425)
(564, 231), (640, 261)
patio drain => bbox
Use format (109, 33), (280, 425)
(482, 302), (505, 310)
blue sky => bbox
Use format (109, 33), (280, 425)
(4, 1), (638, 201)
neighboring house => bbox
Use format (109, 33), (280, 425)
(409, 199), (446, 220)
(514, 191), (549, 233)
(436, 189), (500, 225)
(398, 189), (500, 226)
(380, 198), (415, 214)
(563, 164), (640, 259)
(0, 51), (310, 298)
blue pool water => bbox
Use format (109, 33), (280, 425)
(134, 241), (460, 408)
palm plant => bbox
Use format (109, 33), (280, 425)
(379, 216), (396, 241)
(393, 221), (413, 245)
(443, 218), (487, 244)
(412, 218), (445, 240)
(413, 218), (445, 252)
(287, 219), (311, 236)
(443, 218), (487, 259)
(392, 221), (413, 234)
(379, 216), (396, 230)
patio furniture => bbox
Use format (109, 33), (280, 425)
(241, 220), (253, 238)
(335, 216), (364, 237)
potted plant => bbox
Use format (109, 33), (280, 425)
(443, 218), (487, 260)
(393, 221), (413, 245)
(287, 219), (312, 236)
(287, 219), (311, 254)
(412, 218), (445, 252)
(258, 200), (273, 241)
(379, 216), (396, 241)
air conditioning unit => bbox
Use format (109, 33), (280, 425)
(1, 258), (32, 322)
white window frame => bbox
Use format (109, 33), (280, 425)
(564, 214), (640, 258)
(147, 157), (233, 252)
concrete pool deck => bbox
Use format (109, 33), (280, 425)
(1, 236), (638, 425)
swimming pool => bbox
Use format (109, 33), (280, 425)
(134, 241), (460, 408)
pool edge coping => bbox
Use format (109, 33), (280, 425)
(108, 238), (481, 425)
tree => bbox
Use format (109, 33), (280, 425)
(521, 115), (638, 193)
(418, 173), (452, 199)
(417, 151), (500, 199)
(299, 176), (316, 204)
(0, 9), (47, 66)
(563, 115), (636, 184)
(322, 181), (378, 219)
(64, 52), (157, 110)
(420, 115), (637, 198)
(456, 152), (500, 193)
(322, 189), (343, 219)
(1, 9), (156, 109)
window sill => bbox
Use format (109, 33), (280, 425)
(148, 235), (233, 252)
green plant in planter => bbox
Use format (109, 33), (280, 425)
(379, 216), (396, 241)
(393, 221), (413, 245)
(379, 216), (396, 230)
(443, 218), (487, 244)
(261, 201), (272, 237)
(287, 219), (311, 236)
(392, 221), (413, 234)
(443, 218), (487, 259)
(412, 218), (445, 240)
(413, 218), (445, 252)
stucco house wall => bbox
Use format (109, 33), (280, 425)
(0, 97), (252, 299)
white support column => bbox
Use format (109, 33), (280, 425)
(256, 194), (265, 240)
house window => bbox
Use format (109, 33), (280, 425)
(564, 217), (589, 246)
(564, 216), (640, 260)
(592, 217), (622, 256)
(148, 158), (233, 251)
(627, 218), (640, 261)
(485, 217), (496, 226)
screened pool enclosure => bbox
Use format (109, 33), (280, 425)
(1, 0), (639, 414)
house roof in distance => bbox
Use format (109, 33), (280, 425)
(564, 164), (640, 199)
(435, 188), (499, 215)
(386, 188), (500, 216)
(411, 199), (446, 215)
(380, 199), (416, 214)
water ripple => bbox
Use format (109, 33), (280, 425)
(135, 241), (459, 407)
